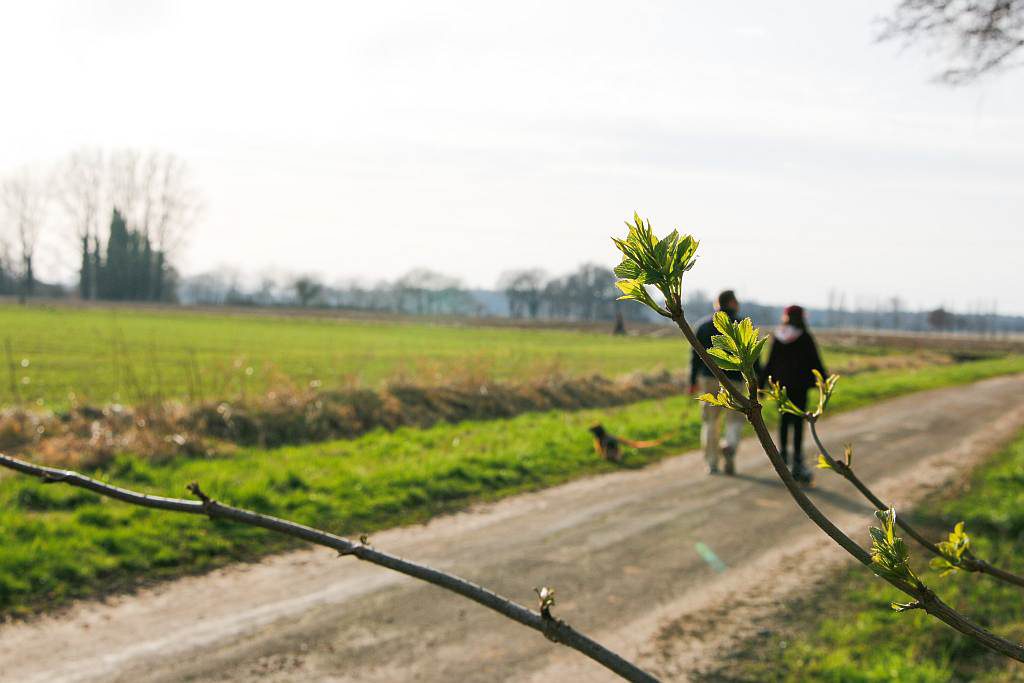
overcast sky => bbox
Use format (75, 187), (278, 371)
(1, 1), (1022, 313)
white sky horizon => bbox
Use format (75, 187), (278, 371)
(1, 1), (1022, 314)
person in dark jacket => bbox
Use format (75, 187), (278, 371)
(759, 304), (826, 484)
(689, 290), (759, 475)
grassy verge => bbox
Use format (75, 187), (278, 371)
(1, 356), (1022, 618)
(730, 428), (1024, 682)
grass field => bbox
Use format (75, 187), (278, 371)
(0, 305), (678, 407)
(2, 355), (1022, 618)
(0, 304), (918, 409)
(734, 428), (1024, 682)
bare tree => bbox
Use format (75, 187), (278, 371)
(292, 275), (324, 307)
(108, 149), (203, 300)
(879, 0), (1024, 83)
(0, 239), (13, 293)
(498, 269), (546, 319)
(55, 148), (107, 299)
(0, 169), (49, 303)
(394, 269), (474, 315)
(889, 295), (903, 330)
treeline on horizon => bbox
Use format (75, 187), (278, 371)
(170, 266), (1024, 335)
(2, 150), (1021, 334)
(0, 148), (198, 304)
(179, 264), (655, 324)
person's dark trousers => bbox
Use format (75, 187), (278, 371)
(778, 387), (809, 467)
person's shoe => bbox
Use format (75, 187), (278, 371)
(720, 445), (737, 475)
(706, 463), (719, 475)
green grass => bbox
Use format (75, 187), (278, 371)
(734, 429), (1024, 682)
(1, 355), (1022, 618)
(0, 304), (901, 409)
(0, 305), (675, 407)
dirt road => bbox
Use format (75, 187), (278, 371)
(3, 375), (1024, 682)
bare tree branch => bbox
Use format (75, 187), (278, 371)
(0, 453), (659, 683)
(55, 148), (106, 244)
(54, 149), (107, 299)
(107, 149), (202, 253)
(879, 0), (1024, 83)
(0, 168), (49, 301)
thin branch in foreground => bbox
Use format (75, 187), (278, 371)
(0, 453), (659, 683)
(808, 418), (1024, 589)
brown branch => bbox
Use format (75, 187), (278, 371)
(670, 313), (1024, 662)
(808, 419), (1024, 589)
(0, 453), (658, 683)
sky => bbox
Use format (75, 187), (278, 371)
(1, 1), (1022, 313)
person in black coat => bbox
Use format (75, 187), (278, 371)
(759, 305), (825, 483)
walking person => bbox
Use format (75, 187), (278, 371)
(689, 290), (757, 475)
(760, 305), (826, 484)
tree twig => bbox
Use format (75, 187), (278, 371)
(808, 418), (1024, 589)
(0, 453), (659, 683)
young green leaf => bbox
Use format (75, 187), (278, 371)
(535, 585), (556, 614)
(891, 600), (921, 612)
(812, 370), (841, 418)
(930, 521), (971, 577)
(697, 387), (745, 412)
(760, 377), (805, 417)
(611, 214), (699, 316)
(708, 312), (767, 379)
(869, 507), (921, 588)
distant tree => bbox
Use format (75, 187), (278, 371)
(540, 264), (651, 322)
(498, 269), (546, 319)
(0, 240), (13, 295)
(568, 263), (616, 321)
(0, 169), (49, 303)
(108, 150), (202, 301)
(880, 0), (1024, 83)
(394, 269), (474, 316)
(890, 296), (904, 329)
(99, 209), (131, 300)
(293, 276), (324, 307)
(542, 278), (572, 319)
(95, 208), (164, 302)
(179, 271), (231, 305)
(928, 306), (954, 331)
(253, 274), (280, 307)
(55, 149), (106, 300)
